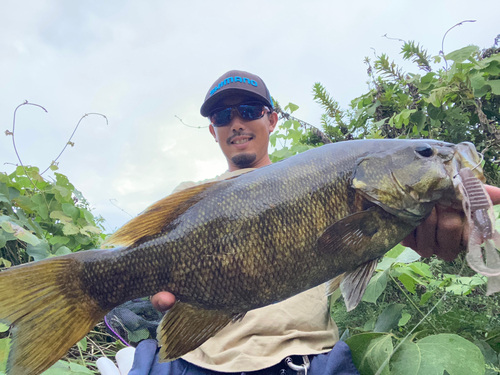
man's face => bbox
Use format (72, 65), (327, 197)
(209, 95), (278, 171)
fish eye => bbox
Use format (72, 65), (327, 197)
(415, 144), (434, 157)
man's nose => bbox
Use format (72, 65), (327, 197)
(229, 113), (246, 131)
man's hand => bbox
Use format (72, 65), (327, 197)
(402, 184), (500, 261)
(150, 291), (176, 312)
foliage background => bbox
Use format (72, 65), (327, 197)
(269, 35), (500, 374)
(1, 35), (500, 374)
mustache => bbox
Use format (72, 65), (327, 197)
(227, 132), (255, 146)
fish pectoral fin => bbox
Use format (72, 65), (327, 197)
(157, 301), (235, 361)
(340, 258), (379, 312)
(324, 274), (344, 297)
(317, 208), (380, 256)
(104, 181), (219, 247)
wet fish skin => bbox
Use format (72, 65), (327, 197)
(0, 139), (483, 375)
(82, 140), (457, 310)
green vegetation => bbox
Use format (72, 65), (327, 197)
(271, 34), (500, 374)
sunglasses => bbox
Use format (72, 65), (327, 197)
(210, 103), (271, 127)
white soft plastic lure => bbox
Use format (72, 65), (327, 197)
(458, 167), (500, 295)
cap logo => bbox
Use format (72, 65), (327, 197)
(209, 76), (258, 97)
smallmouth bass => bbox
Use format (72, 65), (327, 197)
(0, 139), (485, 375)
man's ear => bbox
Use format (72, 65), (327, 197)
(209, 124), (218, 142)
(268, 112), (278, 133)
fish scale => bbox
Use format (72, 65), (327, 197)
(0, 139), (485, 375)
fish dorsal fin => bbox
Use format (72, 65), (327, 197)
(340, 259), (379, 311)
(325, 274), (344, 297)
(157, 301), (234, 361)
(104, 181), (219, 247)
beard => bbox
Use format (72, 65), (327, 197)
(231, 153), (257, 168)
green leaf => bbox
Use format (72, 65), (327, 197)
(488, 80), (500, 95)
(409, 262), (432, 278)
(475, 84), (492, 98)
(62, 223), (80, 236)
(384, 244), (406, 259)
(282, 120), (292, 130)
(346, 333), (393, 375)
(445, 45), (479, 63)
(80, 225), (101, 236)
(410, 110), (426, 132)
(0, 324), (9, 333)
(269, 133), (277, 147)
(427, 103), (445, 120)
(419, 290), (435, 305)
(26, 241), (51, 261)
(445, 275), (486, 295)
(397, 273), (417, 294)
(0, 221), (40, 246)
(362, 318), (376, 332)
(62, 203), (80, 222)
(0, 338), (10, 373)
(421, 72), (436, 84)
(7, 187), (20, 201)
(391, 334), (485, 375)
(53, 246), (71, 257)
(50, 211), (73, 223)
(41, 360), (94, 374)
(49, 236), (71, 245)
(0, 258), (10, 268)
(398, 312), (411, 327)
(471, 73), (486, 89)
(474, 340), (498, 375)
(394, 247), (421, 264)
(286, 102), (299, 113)
(362, 268), (389, 304)
(481, 61), (500, 75)
(52, 185), (71, 202)
(77, 337), (87, 352)
(374, 304), (404, 333)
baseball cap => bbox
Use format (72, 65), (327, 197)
(200, 70), (274, 117)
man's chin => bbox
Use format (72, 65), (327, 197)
(231, 153), (257, 168)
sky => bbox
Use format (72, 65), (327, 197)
(1, 0), (498, 232)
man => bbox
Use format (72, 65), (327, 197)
(128, 70), (500, 375)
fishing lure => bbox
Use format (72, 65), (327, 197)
(458, 167), (500, 295)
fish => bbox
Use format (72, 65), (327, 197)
(0, 139), (485, 375)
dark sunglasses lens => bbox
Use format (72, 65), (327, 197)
(211, 108), (232, 127)
(238, 105), (264, 120)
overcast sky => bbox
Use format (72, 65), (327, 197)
(1, 0), (498, 232)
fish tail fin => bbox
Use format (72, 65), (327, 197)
(0, 253), (107, 375)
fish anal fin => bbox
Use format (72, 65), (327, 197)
(340, 258), (379, 311)
(157, 302), (234, 361)
(104, 181), (219, 247)
(325, 274), (344, 297)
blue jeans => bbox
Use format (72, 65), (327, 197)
(129, 340), (359, 375)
